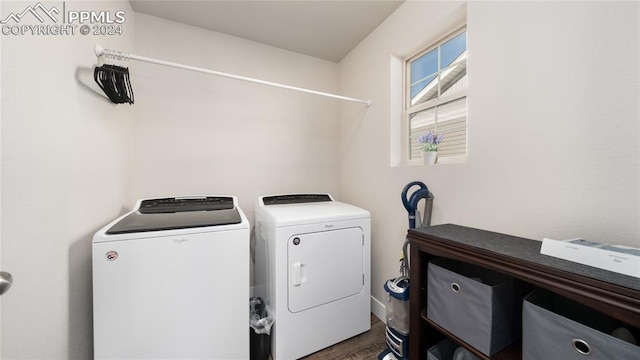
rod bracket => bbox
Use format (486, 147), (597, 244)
(94, 44), (104, 57)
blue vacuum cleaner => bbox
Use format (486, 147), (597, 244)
(401, 181), (433, 229)
(378, 181), (433, 360)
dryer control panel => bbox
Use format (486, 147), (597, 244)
(262, 194), (332, 205)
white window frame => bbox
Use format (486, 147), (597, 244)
(403, 25), (467, 165)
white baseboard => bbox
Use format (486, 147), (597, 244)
(371, 296), (386, 324)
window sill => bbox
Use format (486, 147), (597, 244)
(402, 155), (466, 167)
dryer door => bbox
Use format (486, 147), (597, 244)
(288, 227), (364, 313)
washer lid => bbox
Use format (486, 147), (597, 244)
(106, 197), (242, 234)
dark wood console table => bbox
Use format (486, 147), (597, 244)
(408, 224), (640, 360)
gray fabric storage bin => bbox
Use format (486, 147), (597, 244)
(523, 288), (640, 360)
(427, 339), (458, 360)
(427, 338), (480, 360)
(427, 258), (520, 356)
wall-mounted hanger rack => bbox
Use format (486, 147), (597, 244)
(94, 44), (372, 107)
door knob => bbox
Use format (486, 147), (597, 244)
(0, 271), (13, 295)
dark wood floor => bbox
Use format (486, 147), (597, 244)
(269, 314), (387, 360)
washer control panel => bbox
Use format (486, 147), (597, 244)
(140, 197), (234, 214)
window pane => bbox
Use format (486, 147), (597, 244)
(438, 97), (466, 123)
(408, 97), (467, 160)
(436, 97), (467, 157)
(409, 107), (436, 160)
(410, 49), (437, 85)
(440, 59), (467, 97)
(410, 74), (437, 104)
(410, 107), (436, 129)
(440, 31), (466, 69)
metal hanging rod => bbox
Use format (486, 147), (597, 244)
(94, 44), (372, 107)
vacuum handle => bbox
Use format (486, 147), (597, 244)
(401, 181), (427, 212)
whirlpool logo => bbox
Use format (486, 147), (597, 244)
(105, 251), (119, 261)
(1, 2), (126, 36)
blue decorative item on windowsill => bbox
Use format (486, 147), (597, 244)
(418, 130), (444, 165)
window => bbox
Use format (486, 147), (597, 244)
(405, 27), (467, 162)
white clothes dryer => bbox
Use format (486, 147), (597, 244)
(254, 194), (371, 360)
(93, 196), (249, 360)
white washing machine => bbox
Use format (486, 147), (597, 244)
(254, 194), (371, 360)
(92, 196), (249, 360)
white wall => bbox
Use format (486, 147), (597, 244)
(0, 2), (4, 356)
(1, 1), (134, 359)
(1, 7), (344, 358)
(337, 1), (639, 309)
(2, 0), (638, 357)
(131, 14), (342, 219)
